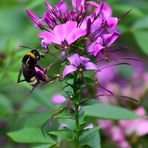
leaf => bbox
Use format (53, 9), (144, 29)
(133, 31), (148, 54)
(133, 17), (148, 30)
(83, 103), (141, 120)
(49, 129), (74, 141)
(32, 144), (53, 148)
(7, 128), (55, 144)
(0, 94), (13, 114)
(24, 112), (51, 128)
(80, 127), (101, 148)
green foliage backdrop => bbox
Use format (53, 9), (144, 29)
(0, 0), (148, 147)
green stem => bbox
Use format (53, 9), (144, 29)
(73, 73), (80, 147)
(75, 104), (80, 147)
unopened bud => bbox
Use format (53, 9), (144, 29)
(79, 68), (83, 72)
(69, 95), (73, 99)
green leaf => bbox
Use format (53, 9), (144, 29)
(7, 128), (55, 144)
(133, 17), (148, 30)
(32, 144), (53, 148)
(49, 129), (74, 141)
(0, 94), (13, 114)
(83, 103), (141, 120)
(24, 112), (51, 128)
(133, 31), (148, 54)
(80, 127), (101, 148)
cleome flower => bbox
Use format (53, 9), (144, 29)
(26, 1), (120, 58)
(88, 31), (120, 56)
(38, 21), (86, 48)
(62, 53), (97, 77)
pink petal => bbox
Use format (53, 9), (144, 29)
(45, 1), (53, 10)
(103, 31), (120, 47)
(69, 28), (86, 44)
(51, 94), (66, 104)
(84, 123), (94, 129)
(62, 65), (77, 78)
(59, 123), (68, 128)
(107, 17), (118, 30)
(111, 126), (125, 141)
(72, 0), (85, 9)
(68, 54), (81, 67)
(101, 2), (112, 18)
(80, 56), (90, 65)
(26, 9), (40, 25)
(38, 31), (60, 44)
(84, 62), (97, 70)
(54, 24), (65, 43)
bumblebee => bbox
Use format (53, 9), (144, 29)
(17, 49), (48, 89)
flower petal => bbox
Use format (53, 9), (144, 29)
(103, 31), (120, 47)
(67, 54), (81, 67)
(51, 94), (66, 104)
(80, 56), (90, 65)
(38, 31), (61, 45)
(84, 62), (97, 70)
(68, 28), (86, 45)
(26, 9), (40, 26)
(35, 66), (46, 80)
(62, 65), (77, 77)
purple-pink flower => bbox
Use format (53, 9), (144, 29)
(38, 21), (86, 47)
(119, 107), (148, 136)
(62, 53), (97, 77)
(51, 94), (66, 104)
(26, 1), (120, 57)
(88, 31), (120, 56)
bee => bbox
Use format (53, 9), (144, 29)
(17, 49), (48, 93)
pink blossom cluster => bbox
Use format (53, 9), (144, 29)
(96, 64), (148, 148)
(26, 0), (120, 79)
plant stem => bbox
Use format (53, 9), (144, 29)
(75, 103), (80, 147)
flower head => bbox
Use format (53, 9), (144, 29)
(26, 1), (120, 57)
(62, 53), (97, 77)
(38, 21), (86, 47)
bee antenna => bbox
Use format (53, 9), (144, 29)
(19, 45), (33, 50)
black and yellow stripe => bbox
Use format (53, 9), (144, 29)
(26, 52), (35, 59)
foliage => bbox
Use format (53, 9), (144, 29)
(0, 0), (148, 148)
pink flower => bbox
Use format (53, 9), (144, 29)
(38, 21), (86, 46)
(62, 53), (97, 77)
(51, 94), (66, 104)
(88, 31), (120, 56)
(119, 107), (148, 136)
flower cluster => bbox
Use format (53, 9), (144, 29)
(26, 0), (120, 71)
(26, 0), (134, 146)
(96, 63), (148, 148)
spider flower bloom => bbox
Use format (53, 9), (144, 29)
(38, 21), (86, 47)
(26, 1), (120, 57)
(62, 53), (97, 77)
(88, 31), (120, 56)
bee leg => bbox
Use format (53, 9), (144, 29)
(25, 86), (37, 96)
(17, 68), (25, 83)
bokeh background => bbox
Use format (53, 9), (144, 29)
(0, 0), (148, 147)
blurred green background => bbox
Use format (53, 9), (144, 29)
(0, 0), (148, 147)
